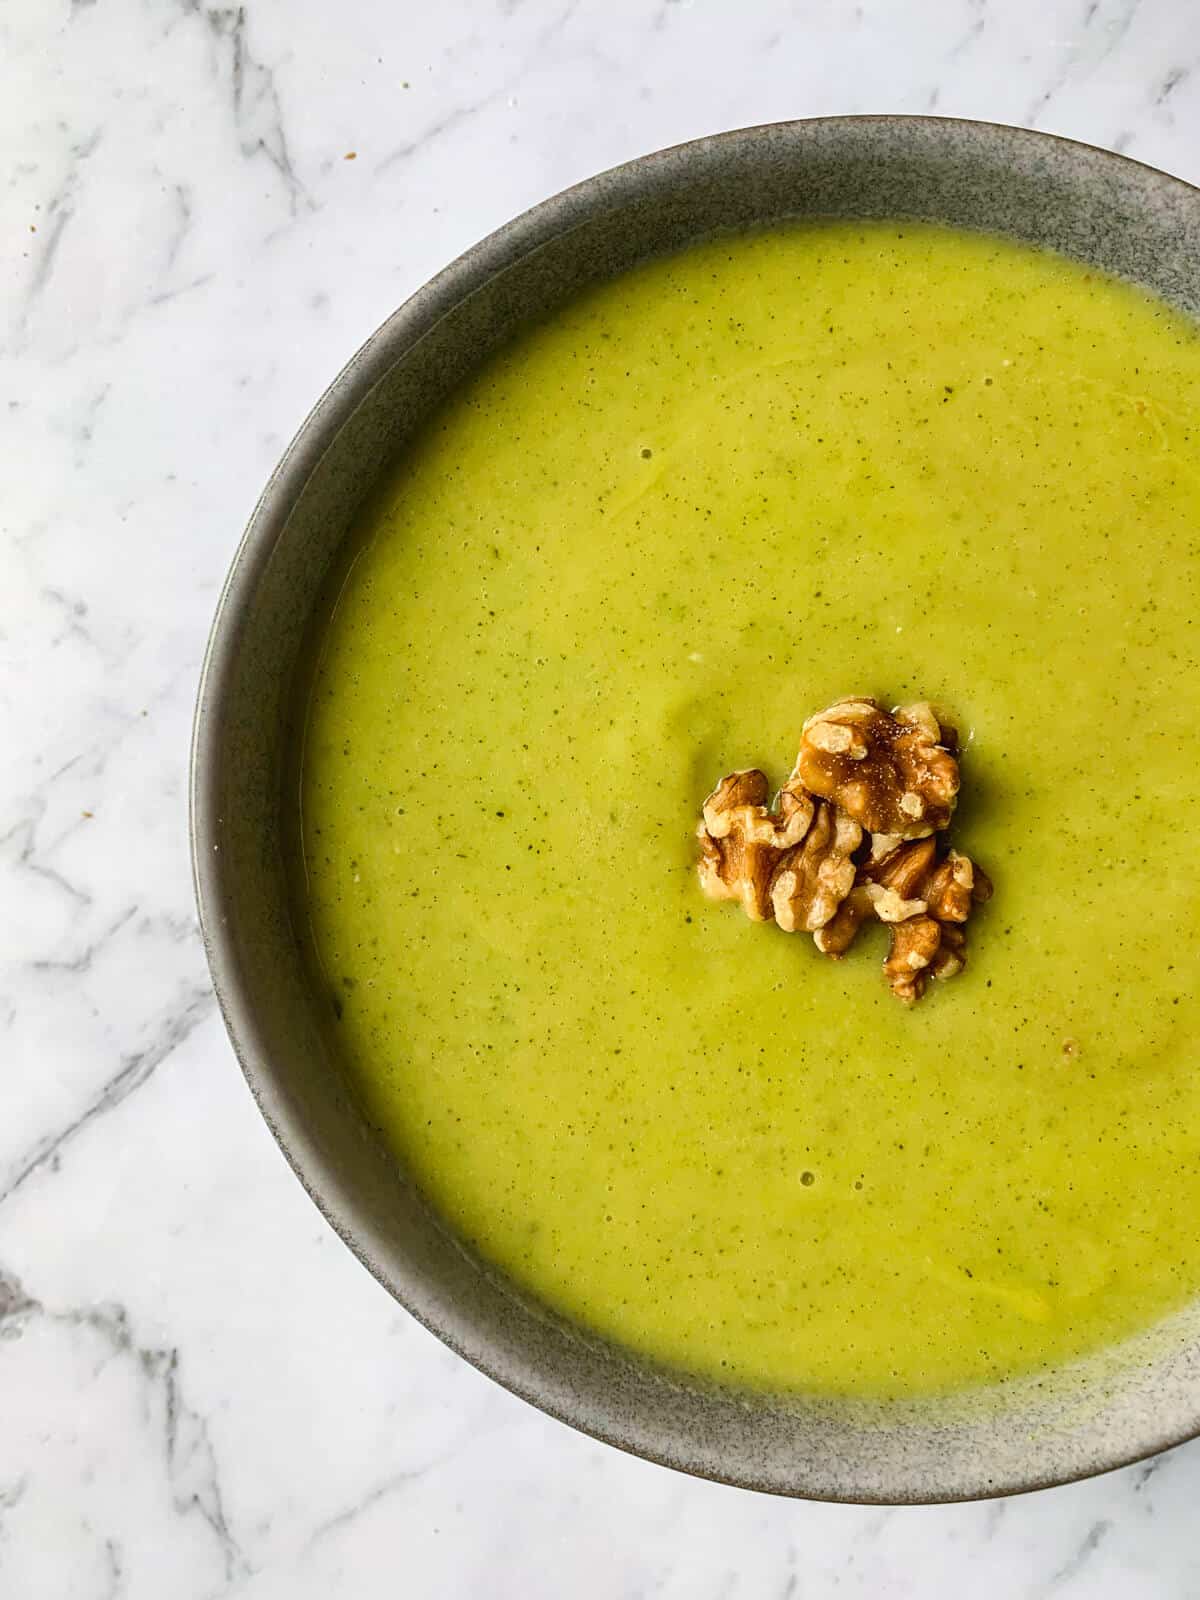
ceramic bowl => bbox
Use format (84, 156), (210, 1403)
(191, 117), (1200, 1502)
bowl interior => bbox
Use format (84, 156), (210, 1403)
(193, 117), (1200, 1502)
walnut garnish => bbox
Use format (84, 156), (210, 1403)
(813, 883), (875, 957)
(796, 698), (959, 838)
(883, 920), (971, 1005)
(862, 837), (992, 918)
(875, 877), (986, 1003)
(696, 769), (814, 921)
(697, 695), (991, 1005)
(882, 914), (945, 1005)
(929, 922), (968, 981)
(770, 802), (862, 932)
(696, 775), (860, 934)
(855, 835), (992, 1001)
(820, 838), (991, 1002)
(896, 701), (959, 755)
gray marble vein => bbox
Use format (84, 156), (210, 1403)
(17, 130), (102, 326)
(0, 1266), (248, 1586)
(0, 814), (93, 909)
(1044, 1517), (1112, 1590)
(375, 0), (582, 175)
(0, 984), (215, 1207)
(200, 5), (314, 216)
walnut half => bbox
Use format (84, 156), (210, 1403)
(770, 802), (862, 933)
(796, 698), (959, 839)
(862, 836), (991, 922)
(696, 769), (814, 921)
(882, 919), (973, 1005)
(697, 776), (861, 935)
(830, 836), (992, 1003)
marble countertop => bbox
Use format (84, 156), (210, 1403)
(5, 0), (1200, 1593)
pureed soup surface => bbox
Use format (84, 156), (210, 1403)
(298, 223), (1200, 1400)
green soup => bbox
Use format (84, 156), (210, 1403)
(297, 222), (1200, 1400)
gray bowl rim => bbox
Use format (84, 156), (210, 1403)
(191, 113), (1200, 1503)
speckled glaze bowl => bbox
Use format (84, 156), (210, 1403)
(191, 117), (1200, 1503)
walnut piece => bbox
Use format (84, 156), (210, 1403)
(696, 769), (814, 921)
(696, 770), (862, 932)
(770, 802), (862, 932)
(858, 836), (992, 1002)
(813, 884), (875, 957)
(864, 837), (993, 921)
(882, 915), (945, 1005)
(883, 918), (972, 1005)
(796, 698), (959, 839)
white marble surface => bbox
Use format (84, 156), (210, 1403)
(5, 0), (1200, 1593)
